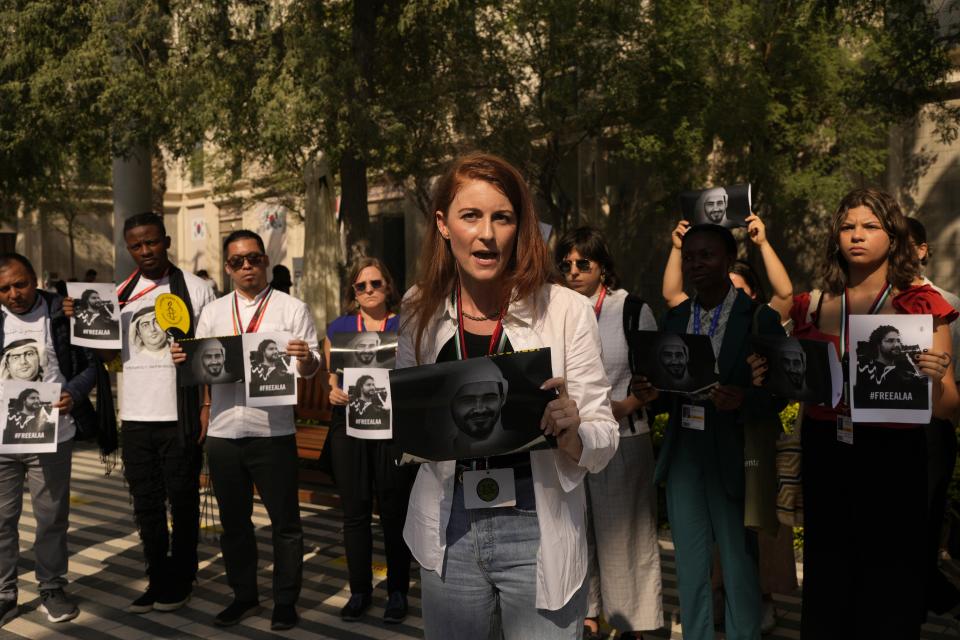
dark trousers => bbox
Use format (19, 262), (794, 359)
(206, 435), (303, 605)
(924, 417), (958, 614)
(328, 411), (416, 595)
(801, 418), (926, 640)
(121, 421), (201, 587)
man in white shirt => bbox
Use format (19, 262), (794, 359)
(67, 212), (215, 615)
(0, 253), (101, 627)
(174, 229), (320, 631)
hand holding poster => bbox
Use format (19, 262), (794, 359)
(679, 184), (752, 228)
(626, 331), (719, 394)
(242, 332), (298, 406)
(850, 314), (932, 424)
(390, 348), (555, 462)
(750, 335), (842, 406)
(345, 368), (392, 439)
(0, 380), (60, 453)
(67, 283), (121, 349)
(330, 331), (397, 372)
(177, 336), (244, 386)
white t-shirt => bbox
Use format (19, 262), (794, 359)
(196, 286), (320, 439)
(119, 271), (215, 422)
(590, 288), (657, 436)
(1, 298), (75, 442)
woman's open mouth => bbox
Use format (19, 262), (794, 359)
(472, 250), (500, 267)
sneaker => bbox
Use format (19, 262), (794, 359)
(214, 599), (261, 627)
(0, 599), (18, 626)
(153, 581), (192, 612)
(39, 589), (78, 623)
(127, 586), (158, 614)
(760, 600), (777, 635)
(383, 591), (408, 624)
(271, 603), (299, 631)
(340, 592), (372, 621)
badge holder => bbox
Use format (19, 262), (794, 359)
(681, 404), (705, 431)
(837, 356), (853, 444)
(463, 467), (516, 509)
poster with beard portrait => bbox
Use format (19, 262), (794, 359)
(750, 335), (842, 406)
(626, 331), (719, 394)
(850, 314), (932, 424)
(345, 368), (392, 439)
(66, 282), (121, 348)
(390, 348), (556, 462)
(176, 336), (245, 387)
(679, 184), (752, 228)
(0, 380), (60, 453)
(329, 331), (398, 372)
(0, 339), (46, 382)
(242, 332), (298, 407)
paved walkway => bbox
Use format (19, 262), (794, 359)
(1, 443), (959, 639)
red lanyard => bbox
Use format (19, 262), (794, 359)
(117, 269), (169, 307)
(840, 283), (892, 355)
(593, 287), (607, 320)
(454, 282), (507, 359)
(232, 287), (273, 335)
(356, 313), (388, 332)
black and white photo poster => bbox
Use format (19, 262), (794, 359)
(750, 335), (842, 406)
(345, 368), (392, 439)
(679, 183), (752, 228)
(0, 380), (60, 453)
(850, 314), (932, 424)
(67, 282), (121, 348)
(177, 336), (244, 386)
(329, 331), (398, 372)
(626, 331), (719, 394)
(390, 348), (555, 462)
(242, 332), (297, 406)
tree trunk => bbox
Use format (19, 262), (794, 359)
(339, 149), (371, 263)
(303, 154), (341, 330)
(112, 146), (153, 279)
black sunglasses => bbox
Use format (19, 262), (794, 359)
(353, 279), (384, 293)
(558, 259), (593, 274)
(226, 253), (267, 270)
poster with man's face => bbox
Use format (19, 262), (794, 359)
(850, 314), (932, 424)
(0, 379), (60, 453)
(242, 331), (297, 407)
(67, 282), (121, 349)
(129, 307), (172, 357)
(626, 331), (718, 394)
(177, 336), (244, 386)
(390, 348), (555, 462)
(679, 183), (752, 228)
(345, 367), (392, 439)
(330, 331), (398, 372)
(750, 335), (842, 406)
(0, 339), (45, 382)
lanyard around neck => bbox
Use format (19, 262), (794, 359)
(454, 282), (507, 360)
(118, 268), (169, 307)
(692, 296), (725, 338)
(232, 287), (273, 335)
(840, 283), (892, 355)
(357, 313), (388, 332)
(593, 287), (607, 320)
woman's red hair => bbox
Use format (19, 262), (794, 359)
(404, 152), (554, 362)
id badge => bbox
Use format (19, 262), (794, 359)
(681, 404), (705, 431)
(837, 415), (853, 445)
(463, 468), (516, 509)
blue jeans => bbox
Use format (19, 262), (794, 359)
(420, 476), (586, 640)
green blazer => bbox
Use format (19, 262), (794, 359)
(652, 289), (786, 499)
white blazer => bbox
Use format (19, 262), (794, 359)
(399, 283), (619, 610)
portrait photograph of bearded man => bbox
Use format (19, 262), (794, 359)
(680, 183), (753, 228)
(0, 380), (60, 453)
(67, 283), (120, 346)
(0, 339), (44, 381)
(627, 331), (718, 394)
(329, 330), (398, 371)
(242, 332), (298, 405)
(177, 336), (244, 386)
(750, 334), (841, 405)
(344, 369), (392, 437)
(853, 320), (930, 413)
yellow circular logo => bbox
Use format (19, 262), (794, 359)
(154, 294), (191, 334)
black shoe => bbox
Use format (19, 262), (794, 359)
(271, 603), (299, 631)
(39, 588), (79, 623)
(214, 599), (261, 627)
(154, 580), (192, 612)
(340, 592), (372, 621)
(383, 591), (408, 624)
(0, 600), (18, 627)
(127, 586), (158, 614)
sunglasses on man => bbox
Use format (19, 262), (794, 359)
(353, 279), (384, 293)
(558, 259), (593, 274)
(226, 253), (268, 270)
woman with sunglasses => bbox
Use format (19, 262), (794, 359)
(400, 153), (618, 639)
(750, 189), (958, 639)
(323, 257), (416, 624)
(554, 226), (663, 640)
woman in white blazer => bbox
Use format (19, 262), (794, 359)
(398, 152), (619, 639)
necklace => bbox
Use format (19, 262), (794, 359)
(461, 309), (501, 322)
